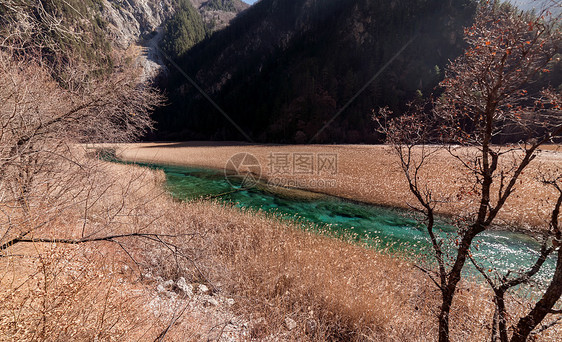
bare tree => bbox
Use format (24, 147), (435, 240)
(0, 0), (167, 254)
(468, 173), (562, 342)
(0, 2), (208, 338)
(376, 1), (561, 341)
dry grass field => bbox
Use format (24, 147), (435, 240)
(114, 142), (562, 230)
(2, 147), (561, 341)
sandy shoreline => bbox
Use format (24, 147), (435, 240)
(106, 142), (562, 230)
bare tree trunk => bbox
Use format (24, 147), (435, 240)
(511, 249), (562, 341)
(439, 289), (453, 342)
(495, 289), (508, 342)
(438, 229), (483, 341)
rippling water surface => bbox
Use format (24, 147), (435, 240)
(138, 162), (555, 286)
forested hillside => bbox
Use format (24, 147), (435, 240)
(161, 0), (208, 58)
(153, 0), (478, 143)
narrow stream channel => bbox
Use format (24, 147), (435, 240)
(132, 161), (556, 287)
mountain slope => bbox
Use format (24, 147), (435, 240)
(0, 0), (247, 84)
(101, 0), (248, 50)
(101, 0), (248, 79)
(154, 0), (477, 143)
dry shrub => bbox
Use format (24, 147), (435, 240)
(191, 205), (456, 340)
(185, 202), (561, 341)
(0, 243), (152, 341)
(1, 157), (560, 341)
(0, 159), (174, 341)
(0, 3), (185, 340)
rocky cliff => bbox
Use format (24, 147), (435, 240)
(101, 0), (248, 49)
(100, 0), (176, 49)
(99, 0), (248, 80)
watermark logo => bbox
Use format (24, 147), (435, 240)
(224, 152), (338, 190)
(224, 152), (262, 188)
(267, 152), (338, 188)
(268, 152), (338, 176)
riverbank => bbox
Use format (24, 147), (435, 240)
(0, 158), (464, 340)
(4, 149), (560, 340)
(112, 142), (562, 230)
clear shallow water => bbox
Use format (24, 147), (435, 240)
(138, 162), (556, 285)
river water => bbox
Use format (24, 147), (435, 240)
(135, 161), (555, 286)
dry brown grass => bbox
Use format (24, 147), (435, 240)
(185, 202), (562, 341)
(1, 148), (561, 341)
(114, 142), (562, 229)
(0, 244), (154, 341)
(0, 158), (176, 341)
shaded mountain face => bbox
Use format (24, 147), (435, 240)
(153, 0), (477, 143)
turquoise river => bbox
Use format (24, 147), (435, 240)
(132, 161), (555, 287)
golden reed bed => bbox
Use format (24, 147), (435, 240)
(3, 146), (559, 340)
(113, 142), (562, 230)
